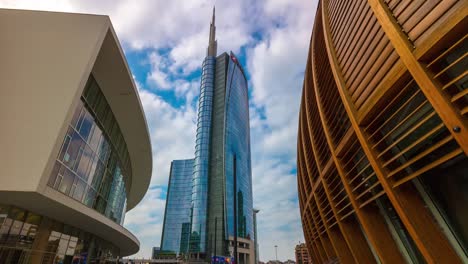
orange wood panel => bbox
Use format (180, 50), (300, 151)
(368, 0), (468, 155)
(299, 4), (408, 263)
(318, 0), (464, 262)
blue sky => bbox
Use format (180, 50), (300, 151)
(1, 0), (318, 260)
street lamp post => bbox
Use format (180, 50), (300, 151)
(275, 245), (278, 263)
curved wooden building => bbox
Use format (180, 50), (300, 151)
(297, 1), (468, 263)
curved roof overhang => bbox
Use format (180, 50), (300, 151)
(0, 190), (139, 256)
(91, 25), (152, 211)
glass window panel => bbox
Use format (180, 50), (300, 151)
(58, 129), (73, 162)
(76, 108), (85, 131)
(76, 145), (93, 180)
(50, 231), (61, 238)
(21, 212), (41, 246)
(110, 122), (119, 146)
(78, 111), (94, 141)
(9, 219), (24, 238)
(0, 205), (9, 236)
(57, 237), (69, 255)
(107, 154), (117, 175)
(100, 172), (113, 199)
(94, 196), (107, 214)
(0, 218), (12, 243)
(62, 131), (84, 169)
(95, 95), (107, 120)
(83, 78), (91, 98)
(73, 146), (84, 172)
(89, 125), (102, 152)
(72, 178), (86, 202)
(66, 239), (77, 255)
(70, 101), (83, 128)
(86, 155), (98, 185)
(89, 160), (105, 191)
(47, 162), (61, 188)
(98, 137), (110, 164)
(46, 235), (60, 255)
(58, 168), (75, 195)
(114, 135), (121, 158)
(85, 81), (99, 107)
(19, 222), (30, 236)
(49, 75), (131, 225)
(84, 188), (97, 208)
(103, 108), (112, 133)
(53, 165), (66, 190)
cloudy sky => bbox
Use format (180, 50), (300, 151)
(1, 0), (318, 261)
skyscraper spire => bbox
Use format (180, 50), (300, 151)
(212, 6), (215, 25)
(207, 6), (217, 56)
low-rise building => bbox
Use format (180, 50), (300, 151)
(295, 243), (308, 264)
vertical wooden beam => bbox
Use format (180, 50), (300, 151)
(298, 143), (328, 263)
(367, 0), (468, 155)
(313, 239), (326, 264)
(307, 240), (320, 264)
(305, 236), (319, 264)
(298, 142), (324, 264)
(302, 16), (367, 264)
(300, 112), (335, 262)
(317, 2), (408, 263)
(322, 0), (462, 262)
(313, 187), (355, 264)
(301, 115), (342, 263)
(308, 74), (377, 263)
(311, 210), (334, 261)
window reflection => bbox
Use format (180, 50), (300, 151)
(0, 205), (120, 264)
(47, 75), (130, 224)
(225, 58), (253, 240)
(58, 167), (74, 195)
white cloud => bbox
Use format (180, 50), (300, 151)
(147, 52), (173, 90)
(0, 0), (74, 11)
(124, 86), (197, 259)
(137, 87), (196, 187)
(246, 0), (318, 260)
(124, 187), (166, 258)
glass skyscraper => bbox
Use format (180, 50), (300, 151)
(160, 8), (255, 263)
(160, 159), (194, 256)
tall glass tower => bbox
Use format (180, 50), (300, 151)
(160, 159), (194, 256)
(160, 7), (255, 262)
(189, 7), (254, 262)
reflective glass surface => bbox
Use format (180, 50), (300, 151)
(161, 159), (194, 255)
(48, 75), (130, 224)
(225, 53), (254, 240)
(187, 52), (254, 257)
(190, 57), (216, 253)
(0, 204), (119, 264)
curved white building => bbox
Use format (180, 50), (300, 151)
(0, 9), (152, 263)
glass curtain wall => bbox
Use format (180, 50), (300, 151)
(161, 159), (194, 256)
(224, 53), (254, 240)
(48, 75), (130, 224)
(0, 204), (119, 264)
(190, 56), (216, 255)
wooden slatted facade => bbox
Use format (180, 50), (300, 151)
(297, 0), (468, 263)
